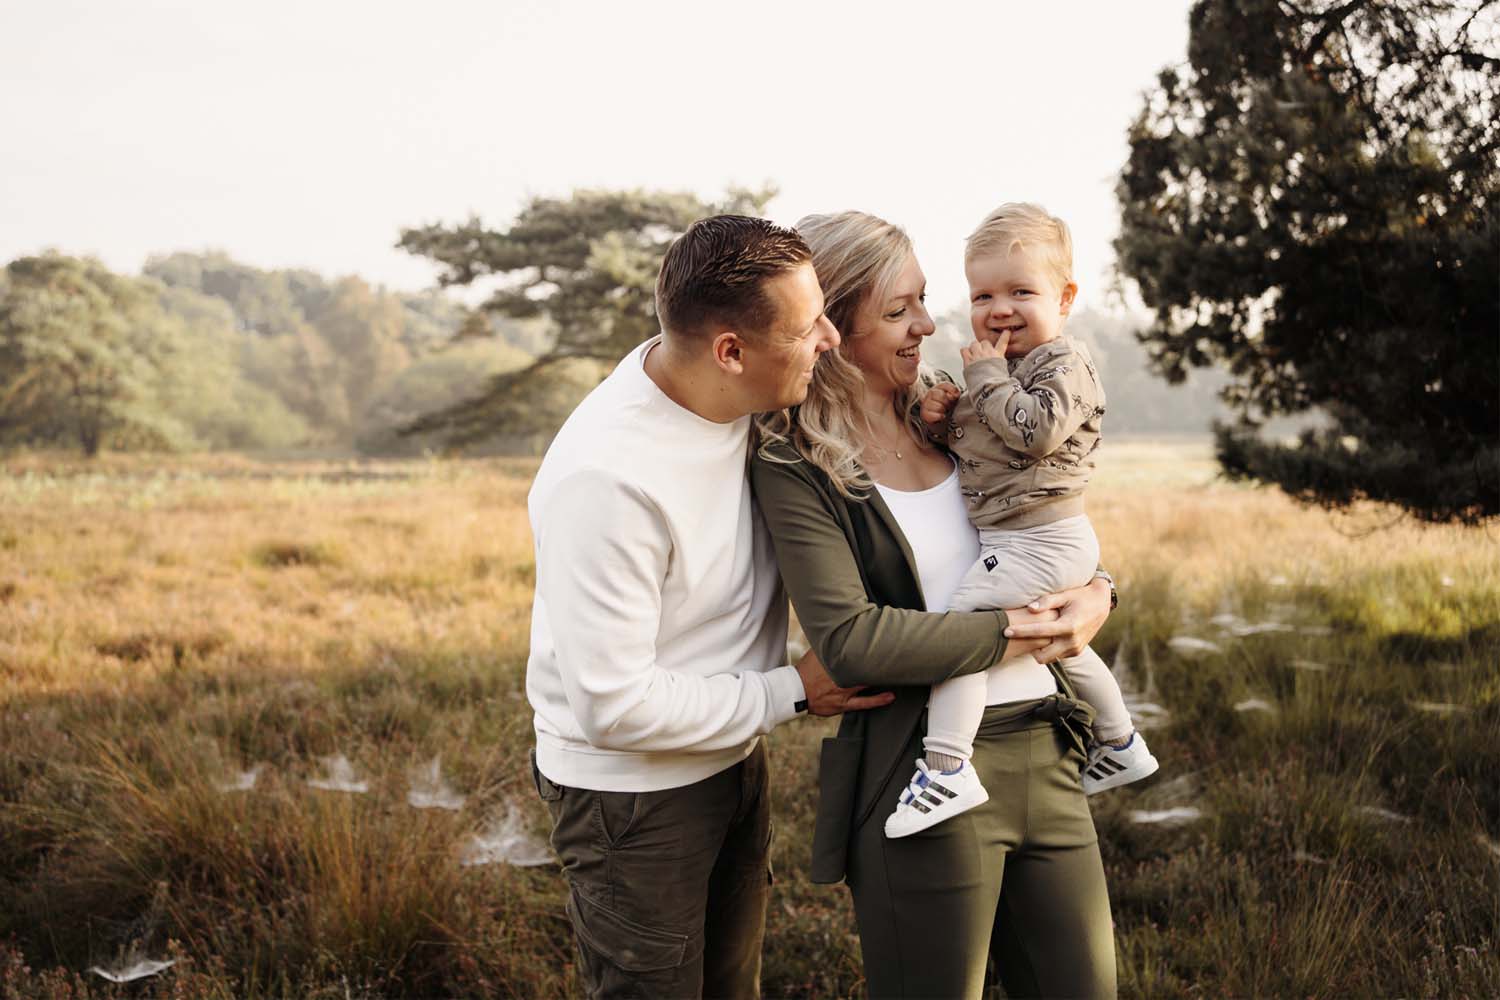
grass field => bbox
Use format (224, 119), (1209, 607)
(1, 443), (1497, 998)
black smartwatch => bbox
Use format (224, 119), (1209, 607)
(1094, 569), (1119, 611)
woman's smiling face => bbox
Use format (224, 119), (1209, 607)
(842, 253), (935, 394)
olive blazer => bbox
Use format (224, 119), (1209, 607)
(750, 440), (1016, 884)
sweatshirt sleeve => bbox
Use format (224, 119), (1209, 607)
(963, 349), (1100, 458)
(537, 466), (805, 753)
(749, 453), (1011, 689)
(918, 371), (955, 445)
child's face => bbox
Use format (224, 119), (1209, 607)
(965, 246), (1077, 359)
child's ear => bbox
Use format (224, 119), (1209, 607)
(712, 331), (745, 374)
(1059, 282), (1078, 316)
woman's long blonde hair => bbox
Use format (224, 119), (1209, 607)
(755, 211), (933, 497)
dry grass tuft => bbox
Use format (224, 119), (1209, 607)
(93, 631), (226, 665)
(250, 540), (342, 569)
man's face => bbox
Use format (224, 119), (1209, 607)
(741, 262), (840, 410)
(966, 246), (1077, 359)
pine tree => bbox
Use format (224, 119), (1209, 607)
(395, 186), (774, 445)
(1116, 0), (1498, 523)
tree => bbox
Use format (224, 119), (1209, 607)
(0, 254), (188, 456)
(148, 252), (351, 435)
(152, 284), (310, 450)
(395, 186), (774, 446)
(354, 338), (533, 456)
(1116, 0), (1498, 523)
(148, 252), (452, 443)
(304, 277), (411, 425)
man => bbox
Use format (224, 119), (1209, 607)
(525, 215), (891, 999)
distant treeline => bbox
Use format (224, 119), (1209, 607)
(0, 251), (551, 456)
(0, 249), (1247, 459)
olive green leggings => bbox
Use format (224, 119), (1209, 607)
(846, 700), (1117, 999)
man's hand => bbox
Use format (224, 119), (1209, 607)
(919, 383), (961, 425)
(794, 647), (896, 717)
(1003, 576), (1113, 663)
(960, 332), (1008, 367)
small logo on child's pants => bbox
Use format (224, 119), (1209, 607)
(983, 555), (998, 572)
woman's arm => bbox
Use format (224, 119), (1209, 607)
(751, 452), (1020, 689)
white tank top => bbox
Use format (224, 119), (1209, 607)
(876, 465), (1056, 704)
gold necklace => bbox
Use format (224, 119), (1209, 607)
(868, 422), (911, 461)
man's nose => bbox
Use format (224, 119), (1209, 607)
(817, 315), (840, 350)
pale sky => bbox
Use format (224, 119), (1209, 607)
(1, 0), (1191, 316)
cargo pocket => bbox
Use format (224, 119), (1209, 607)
(809, 736), (863, 884)
(567, 888), (694, 994)
(529, 748), (562, 803)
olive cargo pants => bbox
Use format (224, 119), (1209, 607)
(531, 743), (772, 1000)
(848, 698), (1117, 999)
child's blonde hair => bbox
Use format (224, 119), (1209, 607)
(965, 202), (1074, 288)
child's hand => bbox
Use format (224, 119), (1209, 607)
(961, 332), (1007, 366)
(919, 383), (961, 425)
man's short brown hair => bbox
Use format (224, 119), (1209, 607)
(655, 215), (811, 341)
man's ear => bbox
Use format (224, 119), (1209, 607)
(1058, 281), (1078, 317)
(712, 331), (746, 373)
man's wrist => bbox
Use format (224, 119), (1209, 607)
(1090, 572), (1118, 611)
(787, 662), (809, 715)
(770, 663), (810, 725)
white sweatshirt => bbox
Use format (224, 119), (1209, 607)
(526, 337), (806, 792)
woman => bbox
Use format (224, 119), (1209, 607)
(751, 211), (1117, 998)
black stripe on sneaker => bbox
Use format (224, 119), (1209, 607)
(928, 782), (958, 799)
(921, 790), (944, 807)
(912, 801), (930, 813)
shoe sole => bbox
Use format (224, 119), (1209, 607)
(884, 784), (990, 839)
(1082, 754), (1160, 795)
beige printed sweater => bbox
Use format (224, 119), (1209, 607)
(940, 335), (1105, 531)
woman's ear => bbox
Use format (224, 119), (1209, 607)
(712, 331), (746, 374)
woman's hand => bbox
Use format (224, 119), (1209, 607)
(1003, 577), (1112, 663)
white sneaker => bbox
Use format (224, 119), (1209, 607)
(884, 759), (989, 838)
(1081, 732), (1159, 795)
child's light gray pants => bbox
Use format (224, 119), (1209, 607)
(929, 514), (1134, 760)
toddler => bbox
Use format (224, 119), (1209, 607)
(885, 203), (1157, 839)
